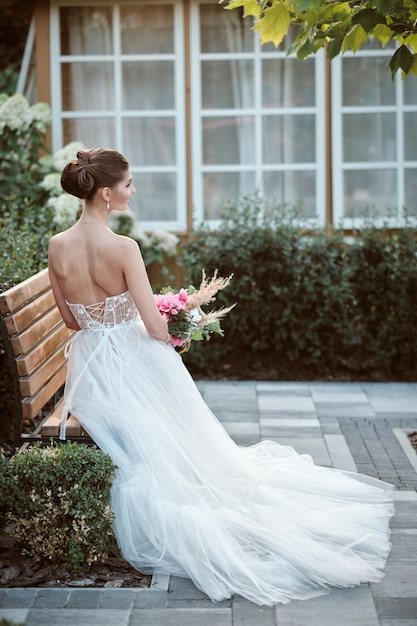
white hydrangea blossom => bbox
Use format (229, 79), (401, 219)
(49, 194), (80, 228)
(134, 230), (151, 246)
(40, 172), (62, 195)
(0, 94), (31, 132)
(53, 141), (86, 171)
(149, 230), (179, 255)
(27, 102), (51, 132)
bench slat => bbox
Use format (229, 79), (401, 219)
(4, 289), (56, 335)
(21, 364), (67, 420)
(0, 268), (50, 315)
(16, 323), (73, 376)
(11, 307), (64, 356)
(41, 411), (88, 438)
(19, 344), (68, 397)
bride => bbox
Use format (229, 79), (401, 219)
(48, 147), (394, 606)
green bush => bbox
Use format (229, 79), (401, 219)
(1, 443), (117, 576)
(180, 195), (417, 380)
(0, 94), (51, 223)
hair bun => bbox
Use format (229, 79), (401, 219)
(60, 147), (129, 200)
(75, 150), (95, 196)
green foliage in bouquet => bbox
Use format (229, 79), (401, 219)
(1, 443), (117, 577)
(181, 195), (417, 381)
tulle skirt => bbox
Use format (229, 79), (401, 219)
(62, 318), (394, 605)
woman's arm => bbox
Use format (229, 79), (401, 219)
(120, 238), (168, 341)
(48, 244), (81, 331)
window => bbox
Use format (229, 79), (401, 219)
(190, 2), (326, 223)
(332, 42), (417, 226)
(49, 1), (415, 231)
(50, 0), (186, 230)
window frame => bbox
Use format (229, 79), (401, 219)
(331, 47), (417, 229)
(50, 0), (187, 232)
(190, 0), (327, 227)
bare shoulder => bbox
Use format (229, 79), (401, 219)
(48, 229), (69, 251)
(111, 233), (140, 255)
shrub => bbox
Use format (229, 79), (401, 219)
(2, 443), (117, 576)
(346, 225), (417, 379)
(180, 195), (417, 381)
(0, 94), (51, 225)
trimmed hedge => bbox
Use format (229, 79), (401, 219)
(0, 443), (117, 577)
(180, 197), (417, 381)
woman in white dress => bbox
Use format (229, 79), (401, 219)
(48, 147), (394, 606)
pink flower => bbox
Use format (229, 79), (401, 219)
(170, 335), (188, 348)
(178, 288), (188, 303)
(154, 291), (188, 317)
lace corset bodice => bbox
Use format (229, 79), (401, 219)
(66, 291), (138, 330)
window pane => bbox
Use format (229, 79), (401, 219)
(263, 171), (316, 217)
(60, 6), (113, 55)
(343, 170), (397, 217)
(203, 171), (256, 219)
(342, 58), (395, 106)
(263, 115), (315, 163)
(62, 63), (114, 110)
(123, 118), (176, 166)
(63, 118), (115, 148)
(404, 79), (417, 105)
(131, 173), (176, 221)
(343, 113), (396, 162)
(404, 169), (417, 215)
(122, 62), (174, 110)
(404, 113), (417, 161)
(201, 60), (254, 109)
(203, 117), (255, 165)
(200, 5), (254, 53)
(120, 5), (174, 54)
(262, 59), (315, 108)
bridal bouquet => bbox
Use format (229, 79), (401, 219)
(154, 270), (235, 352)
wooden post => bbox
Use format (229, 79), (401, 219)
(34, 0), (51, 150)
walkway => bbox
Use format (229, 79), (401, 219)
(1, 381), (416, 625)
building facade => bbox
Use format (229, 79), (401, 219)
(27, 0), (417, 233)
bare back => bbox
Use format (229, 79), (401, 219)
(48, 222), (167, 340)
(49, 223), (129, 305)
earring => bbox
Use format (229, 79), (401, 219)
(106, 200), (110, 211)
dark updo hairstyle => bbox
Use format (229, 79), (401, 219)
(60, 148), (129, 200)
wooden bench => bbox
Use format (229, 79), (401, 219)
(0, 268), (90, 446)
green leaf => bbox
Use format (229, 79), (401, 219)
(408, 54), (417, 76)
(292, 0), (322, 13)
(327, 33), (344, 59)
(342, 23), (368, 54)
(351, 9), (386, 33)
(371, 23), (395, 47)
(389, 44), (414, 78)
(223, 0), (261, 18)
(253, 2), (291, 47)
(404, 33), (417, 53)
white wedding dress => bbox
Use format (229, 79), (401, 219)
(62, 291), (394, 606)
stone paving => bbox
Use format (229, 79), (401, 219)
(0, 381), (416, 625)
